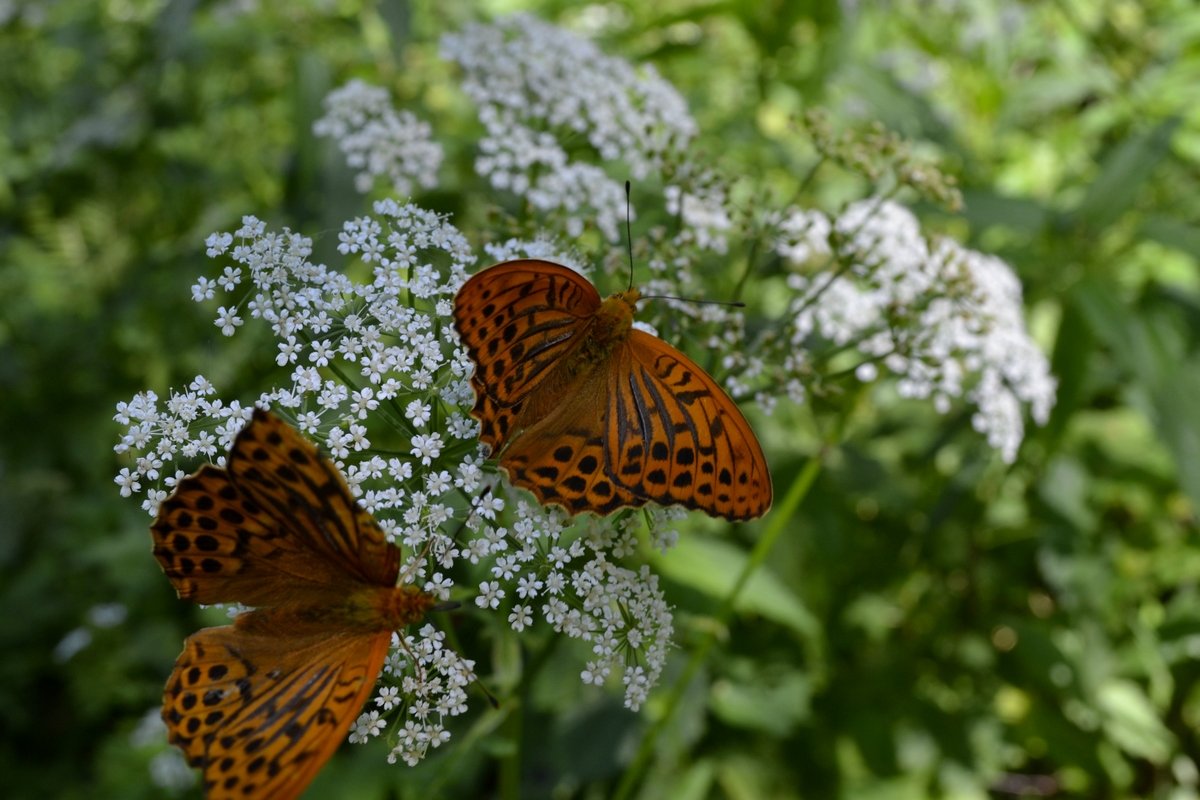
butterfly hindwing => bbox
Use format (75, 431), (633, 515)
(497, 365), (644, 515)
(495, 332), (772, 521)
(162, 615), (390, 800)
(454, 260), (600, 412)
(616, 332), (772, 521)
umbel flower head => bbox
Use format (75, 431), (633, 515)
(313, 79), (444, 196)
(116, 199), (684, 769)
(441, 13), (696, 241)
(776, 198), (1056, 462)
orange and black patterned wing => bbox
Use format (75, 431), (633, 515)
(612, 331), (771, 520)
(495, 331), (771, 521)
(152, 464), (361, 607)
(162, 613), (388, 800)
(224, 409), (399, 588)
(453, 260), (601, 448)
(495, 364), (645, 516)
(152, 410), (400, 606)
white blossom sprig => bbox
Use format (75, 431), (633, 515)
(313, 79), (444, 196)
(441, 13), (696, 241)
(774, 198), (1056, 462)
(115, 200), (684, 759)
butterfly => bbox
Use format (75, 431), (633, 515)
(453, 259), (771, 521)
(151, 409), (436, 800)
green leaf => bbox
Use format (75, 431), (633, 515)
(1097, 679), (1175, 764)
(1045, 296), (1095, 439)
(1073, 278), (1200, 507)
(1073, 118), (1180, 231)
(709, 668), (811, 735)
(1143, 352), (1200, 510)
(1140, 214), (1200, 260)
(652, 535), (820, 642)
(960, 189), (1050, 235)
(1038, 456), (1097, 531)
(663, 760), (717, 800)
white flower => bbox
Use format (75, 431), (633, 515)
(191, 276), (216, 302)
(213, 306), (243, 336)
(374, 686), (401, 711)
(405, 399), (432, 427)
(516, 574), (543, 599)
(114, 467), (140, 497)
(217, 266), (242, 291)
(313, 79), (444, 196)
(348, 710), (387, 744)
(204, 231), (233, 257)
(424, 572), (453, 599)
(410, 432), (443, 465)
(508, 604), (533, 631)
(475, 581), (505, 609)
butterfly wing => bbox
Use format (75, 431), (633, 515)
(497, 331), (771, 521)
(453, 260), (601, 449)
(152, 410), (400, 605)
(497, 363), (645, 515)
(162, 613), (389, 800)
(615, 331), (772, 520)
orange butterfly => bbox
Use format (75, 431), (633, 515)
(453, 259), (771, 521)
(151, 409), (436, 800)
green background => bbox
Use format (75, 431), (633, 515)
(2, 1), (1199, 798)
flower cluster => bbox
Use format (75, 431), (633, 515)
(441, 13), (696, 241)
(313, 79), (443, 196)
(474, 500), (677, 710)
(776, 198), (1056, 461)
(349, 624), (477, 766)
(115, 200), (679, 760)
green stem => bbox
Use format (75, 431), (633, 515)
(499, 695), (522, 800)
(496, 629), (562, 800)
(613, 451), (826, 800)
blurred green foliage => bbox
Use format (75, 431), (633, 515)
(2, 1), (1199, 798)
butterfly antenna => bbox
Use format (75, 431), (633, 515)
(625, 182), (745, 309)
(640, 294), (747, 309)
(473, 673), (501, 709)
(395, 634), (429, 692)
(625, 180), (634, 292)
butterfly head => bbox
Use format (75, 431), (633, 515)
(594, 287), (642, 343)
(362, 584), (439, 630)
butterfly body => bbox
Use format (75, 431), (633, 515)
(229, 583), (434, 633)
(454, 260), (771, 521)
(152, 410), (435, 800)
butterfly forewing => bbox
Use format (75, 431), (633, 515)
(163, 617), (390, 800)
(152, 465), (355, 606)
(453, 259), (600, 410)
(225, 410), (399, 587)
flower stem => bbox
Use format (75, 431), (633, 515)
(613, 450), (826, 800)
(499, 699), (522, 800)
